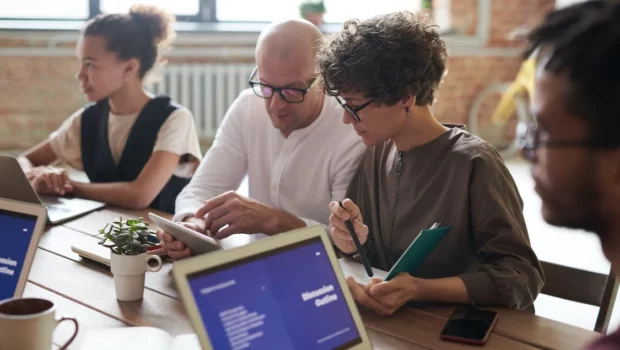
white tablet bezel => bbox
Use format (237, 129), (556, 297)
(0, 198), (47, 300)
(148, 213), (221, 254)
(172, 225), (372, 350)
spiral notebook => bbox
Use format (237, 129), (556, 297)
(384, 222), (452, 281)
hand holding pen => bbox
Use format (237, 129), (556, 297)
(328, 199), (373, 277)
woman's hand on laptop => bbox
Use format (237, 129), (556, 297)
(328, 199), (368, 255)
(28, 166), (73, 196)
(156, 217), (206, 260)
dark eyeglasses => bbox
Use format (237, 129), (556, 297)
(335, 96), (374, 122)
(517, 121), (619, 161)
(248, 67), (316, 104)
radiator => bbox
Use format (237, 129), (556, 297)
(148, 63), (256, 139)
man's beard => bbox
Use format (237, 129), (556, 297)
(540, 173), (605, 235)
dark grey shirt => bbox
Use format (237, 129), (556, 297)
(346, 126), (544, 309)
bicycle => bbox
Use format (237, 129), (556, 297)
(468, 48), (537, 159)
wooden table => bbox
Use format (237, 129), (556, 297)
(25, 207), (599, 349)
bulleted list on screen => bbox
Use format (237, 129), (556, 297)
(219, 305), (266, 350)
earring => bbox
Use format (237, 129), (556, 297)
(405, 107), (410, 114)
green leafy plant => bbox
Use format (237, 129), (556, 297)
(98, 217), (157, 256)
(299, 0), (326, 17)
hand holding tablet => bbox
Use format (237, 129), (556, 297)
(149, 213), (222, 255)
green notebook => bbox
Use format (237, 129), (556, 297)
(384, 222), (452, 281)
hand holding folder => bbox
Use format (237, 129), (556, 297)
(384, 223), (452, 281)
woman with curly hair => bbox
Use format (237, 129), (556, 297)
(18, 5), (202, 214)
(317, 11), (544, 315)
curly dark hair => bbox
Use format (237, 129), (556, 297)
(525, 0), (620, 144)
(84, 4), (176, 79)
(316, 11), (447, 106)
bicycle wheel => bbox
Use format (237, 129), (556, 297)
(468, 82), (531, 159)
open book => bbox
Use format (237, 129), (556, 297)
(80, 327), (200, 350)
(339, 258), (388, 285)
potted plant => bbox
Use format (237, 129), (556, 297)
(299, 0), (326, 28)
(98, 217), (163, 301)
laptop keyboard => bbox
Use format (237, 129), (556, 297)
(45, 205), (71, 214)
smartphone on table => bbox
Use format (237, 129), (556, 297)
(440, 305), (498, 346)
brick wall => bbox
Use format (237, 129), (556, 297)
(0, 0), (553, 151)
(433, 0), (527, 126)
(0, 57), (84, 150)
(489, 0), (555, 47)
(434, 55), (522, 125)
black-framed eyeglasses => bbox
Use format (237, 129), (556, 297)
(517, 121), (619, 162)
(248, 67), (316, 104)
(335, 96), (374, 122)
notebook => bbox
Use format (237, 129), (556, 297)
(71, 239), (166, 267)
(384, 222), (452, 281)
(338, 258), (388, 285)
(0, 198), (48, 302)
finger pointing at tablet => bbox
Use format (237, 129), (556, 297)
(193, 191), (306, 238)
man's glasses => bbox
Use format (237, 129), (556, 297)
(517, 121), (619, 161)
(248, 67), (316, 104)
(335, 96), (374, 122)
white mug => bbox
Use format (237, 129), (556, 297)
(0, 297), (79, 350)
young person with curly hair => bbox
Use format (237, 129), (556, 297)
(18, 5), (202, 213)
(317, 11), (544, 315)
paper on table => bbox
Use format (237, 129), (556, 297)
(173, 334), (201, 349)
(80, 327), (172, 350)
(80, 327), (200, 350)
(338, 258), (388, 285)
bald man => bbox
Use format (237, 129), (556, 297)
(158, 19), (366, 260)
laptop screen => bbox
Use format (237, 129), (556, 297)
(187, 236), (362, 350)
(0, 208), (37, 301)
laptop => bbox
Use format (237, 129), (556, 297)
(0, 155), (105, 224)
(0, 198), (47, 302)
(173, 225), (372, 350)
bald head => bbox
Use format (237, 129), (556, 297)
(252, 19), (325, 138)
(255, 19), (323, 68)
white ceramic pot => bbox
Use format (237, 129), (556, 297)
(110, 252), (162, 301)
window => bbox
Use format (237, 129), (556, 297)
(0, 1), (89, 19)
(1, 0), (451, 33)
(217, 0), (420, 23)
(323, 0), (420, 23)
(100, 0), (200, 17)
(217, 0), (301, 22)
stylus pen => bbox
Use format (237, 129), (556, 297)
(339, 201), (373, 277)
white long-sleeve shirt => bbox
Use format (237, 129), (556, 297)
(174, 89), (366, 231)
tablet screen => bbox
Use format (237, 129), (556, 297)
(0, 209), (37, 301)
(187, 237), (362, 350)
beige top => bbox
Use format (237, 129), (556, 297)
(49, 105), (202, 177)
